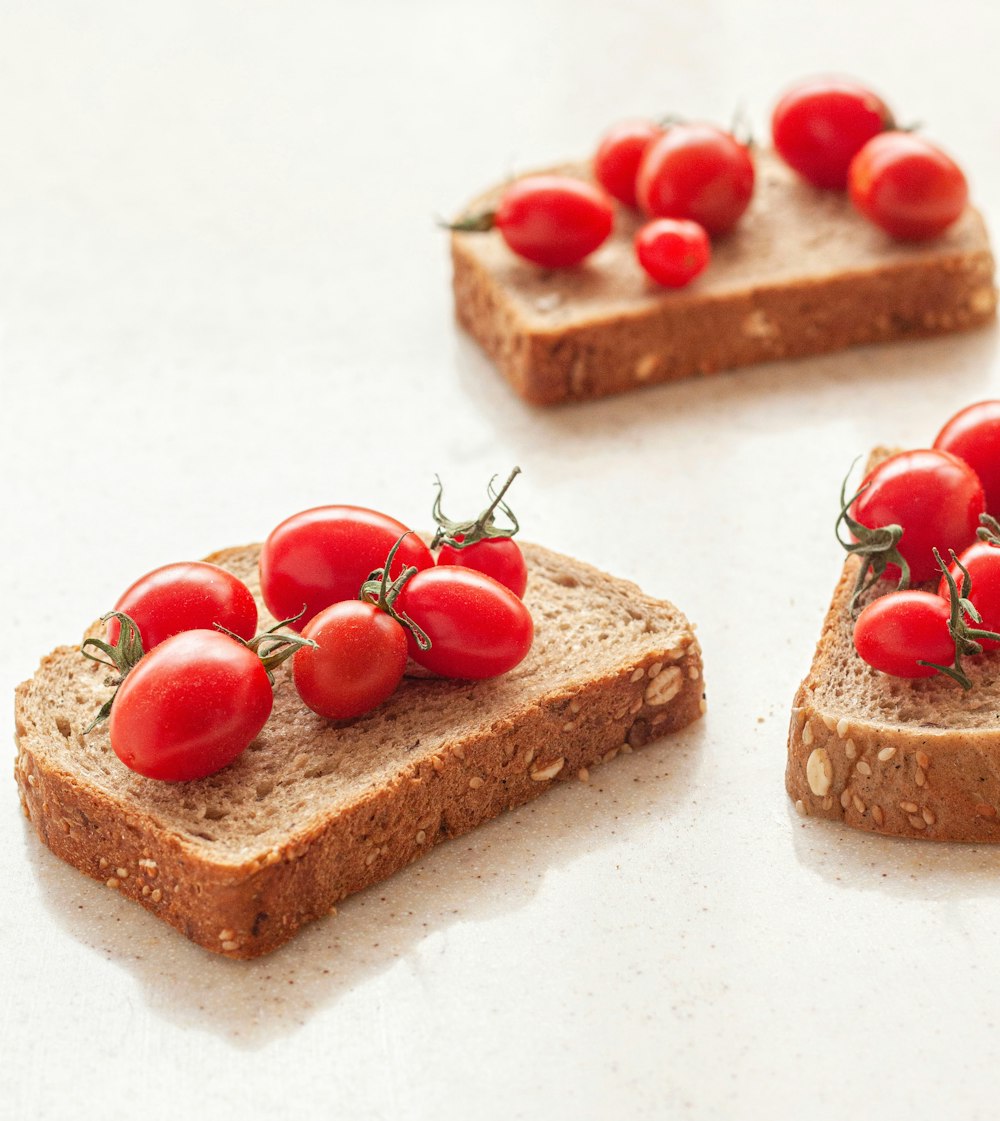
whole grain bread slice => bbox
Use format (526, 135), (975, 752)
(786, 449), (1000, 841)
(15, 541), (704, 957)
(452, 151), (996, 405)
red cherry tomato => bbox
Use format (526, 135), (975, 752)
(259, 508), (434, 631)
(850, 449), (985, 584)
(848, 132), (968, 240)
(771, 77), (892, 189)
(108, 630), (273, 781)
(853, 590), (954, 678)
(108, 561), (257, 651)
(933, 400), (1000, 514)
(940, 542), (1000, 652)
(293, 600), (408, 720)
(635, 218), (711, 287)
(492, 175), (613, 268)
(636, 123), (754, 235)
(594, 119), (664, 208)
(396, 567), (533, 679)
(436, 536), (528, 599)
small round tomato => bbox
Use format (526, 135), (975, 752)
(850, 448), (985, 584)
(108, 561), (257, 651)
(848, 132), (968, 240)
(259, 507), (434, 631)
(594, 119), (664, 207)
(771, 77), (892, 189)
(108, 630), (273, 781)
(492, 175), (614, 267)
(635, 218), (710, 287)
(933, 400), (1000, 514)
(636, 123), (754, 235)
(940, 541), (1000, 652)
(396, 567), (533, 679)
(437, 536), (528, 599)
(293, 600), (408, 720)
(853, 590), (954, 678)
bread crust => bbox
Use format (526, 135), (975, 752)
(451, 153), (997, 405)
(787, 476), (1000, 842)
(15, 542), (704, 957)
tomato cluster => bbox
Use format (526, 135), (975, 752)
(451, 76), (971, 292)
(843, 400), (1000, 685)
(82, 471), (534, 782)
(771, 76), (968, 240)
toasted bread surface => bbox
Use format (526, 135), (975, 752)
(15, 541), (704, 957)
(786, 450), (1000, 841)
(451, 152), (996, 405)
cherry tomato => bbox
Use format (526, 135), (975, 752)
(293, 600), (408, 720)
(259, 507), (434, 631)
(594, 119), (664, 208)
(771, 77), (892, 189)
(108, 561), (257, 651)
(636, 123), (754, 235)
(436, 536), (528, 599)
(396, 567), (533, 679)
(850, 449), (985, 584)
(933, 400), (1000, 514)
(848, 131), (968, 240)
(109, 630), (273, 781)
(635, 218), (711, 287)
(940, 541), (1000, 652)
(853, 590), (954, 678)
(492, 175), (613, 268)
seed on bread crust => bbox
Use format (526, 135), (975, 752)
(806, 747), (833, 796)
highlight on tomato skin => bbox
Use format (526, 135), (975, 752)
(258, 506), (435, 631)
(848, 131), (968, 241)
(933, 399), (1000, 515)
(853, 590), (955, 678)
(108, 561), (258, 651)
(108, 630), (274, 781)
(771, 76), (892, 190)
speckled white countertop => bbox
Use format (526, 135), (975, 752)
(5, 3), (1000, 1118)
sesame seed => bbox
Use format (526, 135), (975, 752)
(872, 805), (885, 827)
(629, 696), (643, 714)
(524, 748), (535, 766)
(647, 662), (663, 679)
(840, 790), (852, 809)
(141, 886), (150, 897)
(922, 807), (936, 825)
(531, 758), (565, 782)
(877, 747), (897, 762)
(916, 768), (927, 787)
(415, 830), (426, 844)
(602, 748), (619, 765)
(688, 666), (700, 680)
(219, 929), (235, 941)
(365, 851), (377, 866)
(468, 776), (483, 789)
(116, 867), (128, 879)
(845, 739), (857, 760)
(908, 815), (926, 831)
(698, 699), (708, 714)
(99, 857), (108, 869)
(853, 795), (866, 814)
(221, 941), (238, 952)
(795, 800), (807, 817)
(900, 801), (919, 813)
(836, 718), (850, 739)
(630, 667), (645, 683)
(801, 723), (814, 746)
(822, 796), (833, 811)
(821, 714), (837, 732)
(452, 745), (466, 762)
(578, 768), (590, 783)
(562, 721), (577, 732)
(151, 889), (162, 903)
(569, 699), (581, 714)
(106, 877), (119, 889)
(856, 761), (872, 777)
(916, 751), (930, 769)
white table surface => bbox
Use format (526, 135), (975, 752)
(5, 2), (1000, 1118)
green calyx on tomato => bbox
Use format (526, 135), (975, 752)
(917, 549), (1000, 689)
(431, 466), (521, 551)
(358, 534), (432, 653)
(836, 465), (910, 608)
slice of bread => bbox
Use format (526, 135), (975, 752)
(451, 151), (996, 405)
(786, 450), (1000, 841)
(14, 541), (704, 957)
